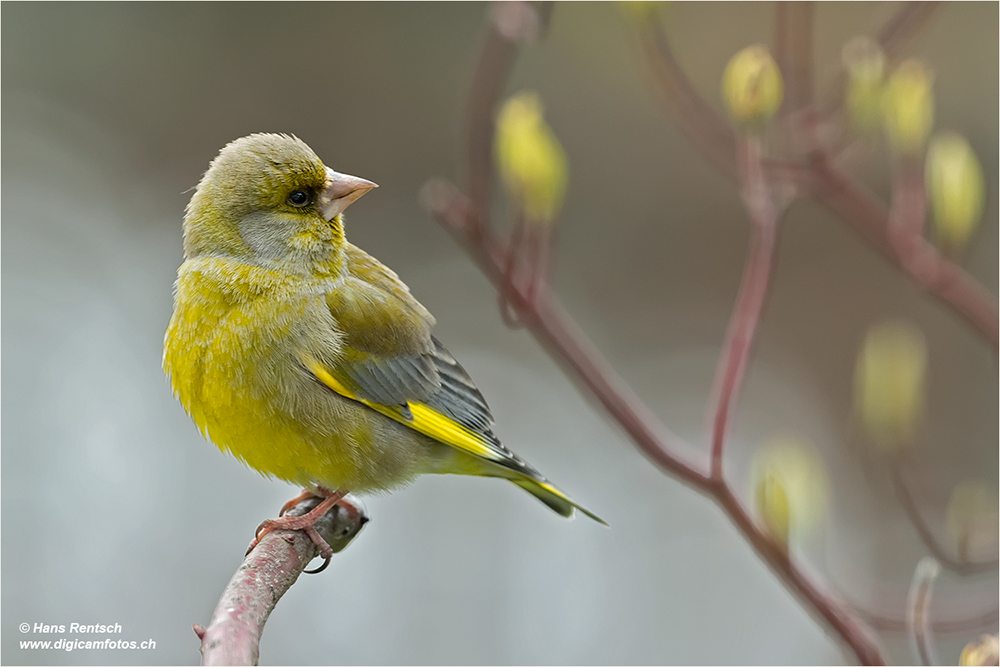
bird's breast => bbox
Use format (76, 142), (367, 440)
(163, 257), (429, 491)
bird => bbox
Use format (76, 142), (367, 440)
(163, 133), (604, 559)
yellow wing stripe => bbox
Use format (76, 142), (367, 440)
(406, 403), (500, 460)
(301, 353), (502, 462)
(530, 480), (577, 510)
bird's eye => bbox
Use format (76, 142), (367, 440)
(287, 190), (311, 207)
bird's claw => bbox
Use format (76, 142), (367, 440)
(244, 490), (344, 561)
(303, 555), (332, 574)
(278, 489), (318, 517)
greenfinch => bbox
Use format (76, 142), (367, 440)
(163, 134), (603, 557)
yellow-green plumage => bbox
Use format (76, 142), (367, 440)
(163, 133), (603, 523)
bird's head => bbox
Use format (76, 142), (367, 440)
(183, 133), (377, 268)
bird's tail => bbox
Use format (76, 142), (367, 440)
(431, 440), (607, 525)
(509, 476), (608, 526)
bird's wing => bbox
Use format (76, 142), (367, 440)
(311, 244), (527, 470)
(309, 245), (607, 524)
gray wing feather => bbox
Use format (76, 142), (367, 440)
(339, 337), (496, 437)
(340, 336), (542, 476)
(342, 354), (438, 407)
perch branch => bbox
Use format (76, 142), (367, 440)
(196, 497), (368, 666)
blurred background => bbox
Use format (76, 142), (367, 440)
(2, 2), (996, 665)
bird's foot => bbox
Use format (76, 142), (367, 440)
(278, 488), (326, 516)
(246, 488), (346, 561)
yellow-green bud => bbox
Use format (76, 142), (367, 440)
(756, 473), (790, 549)
(619, 1), (667, 24)
(722, 45), (784, 128)
(854, 321), (927, 450)
(946, 480), (997, 560)
(495, 91), (568, 225)
(842, 36), (885, 132)
(960, 635), (999, 666)
(883, 59), (934, 155)
(751, 436), (828, 547)
(926, 132), (985, 251)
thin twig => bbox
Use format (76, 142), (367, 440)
(423, 179), (711, 490)
(775, 2), (814, 116)
(811, 156), (999, 351)
(858, 605), (999, 636)
(907, 557), (942, 666)
(467, 1), (554, 229)
(713, 486), (886, 665)
(876, 2), (944, 65)
(710, 138), (783, 480)
(888, 157), (930, 276)
(197, 497), (368, 666)
(638, 21), (737, 178)
(775, 2), (824, 165)
(822, 2), (943, 118)
(466, 17), (517, 228)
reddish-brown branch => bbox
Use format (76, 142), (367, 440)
(423, 180), (711, 490)
(710, 139), (783, 480)
(775, 2), (814, 116)
(821, 2), (942, 119)
(638, 23), (737, 179)
(425, 178), (885, 663)
(876, 2), (944, 65)
(638, 15), (998, 353)
(197, 497), (368, 666)
(713, 486), (886, 665)
(426, 3), (1000, 663)
(466, 1), (553, 227)
(466, 24), (516, 226)
(531, 294), (711, 489)
(811, 156), (999, 351)
(888, 159), (927, 246)
(775, 2), (823, 164)
(423, 4), (897, 663)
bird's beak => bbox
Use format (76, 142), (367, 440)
(321, 168), (378, 220)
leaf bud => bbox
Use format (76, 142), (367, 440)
(842, 36), (885, 132)
(751, 436), (828, 549)
(926, 131), (985, 252)
(619, 1), (667, 25)
(960, 635), (1000, 666)
(495, 91), (569, 226)
(946, 480), (998, 562)
(854, 321), (927, 450)
(883, 59), (934, 155)
(722, 45), (784, 128)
